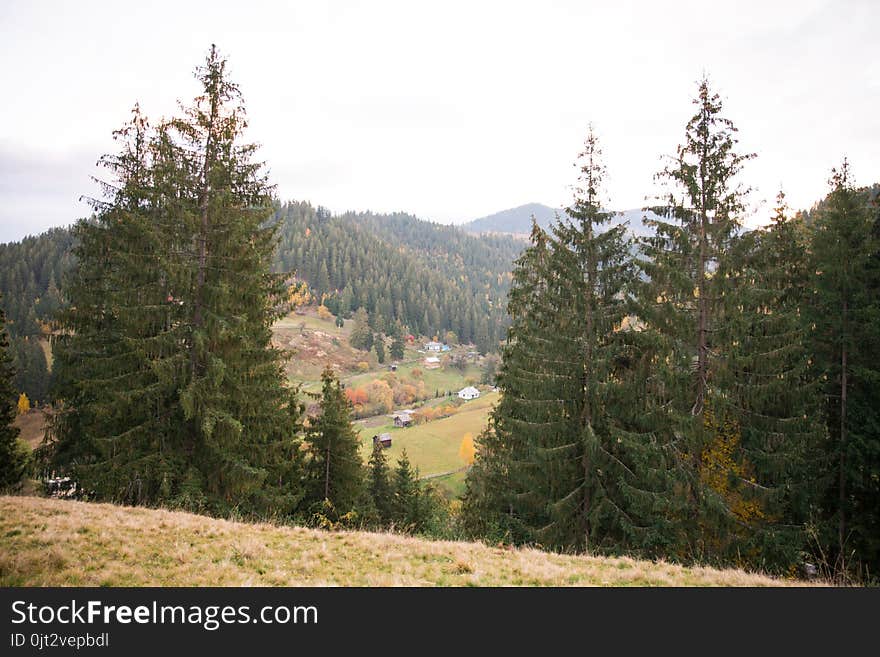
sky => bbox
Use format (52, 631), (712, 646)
(0, 0), (877, 242)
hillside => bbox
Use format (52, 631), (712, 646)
(463, 203), (658, 238)
(0, 496), (798, 586)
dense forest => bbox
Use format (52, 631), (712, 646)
(0, 49), (877, 584)
(271, 202), (518, 351)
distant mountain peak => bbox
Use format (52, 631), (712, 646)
(463, 203), (658, 238)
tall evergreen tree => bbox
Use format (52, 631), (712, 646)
(374, 334), (386, 364)
(807, 161), (880, 576)
(721, 191), (824, 568)
(465, 130), (673, 554)
(0, 298), (26, 489)
(635, 77), (760, 561)
(367, 441), (393, 526)
(392, 450), (425, 532)
(51, 47), (303, 515)
(304, 366), (363, 514)
(348, 307), (373, 351)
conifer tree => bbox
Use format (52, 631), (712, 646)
(349, 307), (373, 351)
(51, 47), (303, 515)
(305, 366), (363, 514)
(367, 441), (393, 526)
(635, 77), (757, 559)
(392, 449), (424, 532)
(0, 299), (26, 489)
(374, 334), (386, 364)
(722, 191), (824, 567)
(390, 333), (405, 361)
(806, 161), (880, 574)
(466, 130), (672, 554)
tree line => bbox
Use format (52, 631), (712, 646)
(462, 80), (879, 581)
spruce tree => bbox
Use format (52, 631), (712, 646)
(721, 191), (824, 568)
(0, 299), (26, 489)
(465, 130), (674, 555)
(367, 441), (393, 526)
(806, 161), (880, 575)
(374, 334), (386, 364)
(635, 77), (757, 560)
(51, 46), (303, 515)
(304, 366), (363, 514)
(392, 450), (424, 532)
(349, 307), (373, 351)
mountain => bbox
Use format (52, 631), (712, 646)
(463, 203), (659, 238)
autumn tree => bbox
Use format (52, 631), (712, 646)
(17, 393), (30, 416)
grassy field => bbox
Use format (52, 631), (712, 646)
(356, 392), (499, 488)
(0, 496), (800, 586)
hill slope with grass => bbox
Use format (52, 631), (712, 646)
(0, 496), (799, 586)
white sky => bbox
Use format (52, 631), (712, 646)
(1, 0), (877, 242)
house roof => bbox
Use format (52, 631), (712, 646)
(458, 386), (480, 395)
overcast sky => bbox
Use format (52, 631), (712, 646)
(1, 0), (877, 242)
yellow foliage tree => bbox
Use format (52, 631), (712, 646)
(317, 305), (333, 321)
(17, 393), (30, 415)
(459, 432), (475, 465)
(287, 280), (313, 309)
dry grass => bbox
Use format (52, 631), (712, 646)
(0, 496), (805, 587)
(13, 409), (48, 450)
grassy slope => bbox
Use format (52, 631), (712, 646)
(356, 392), (498, 492)
(0, 496), (797, 587)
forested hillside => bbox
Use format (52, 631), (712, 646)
(0, 204), (523, 401)
(0, 228), (74, 403)
(271, 202), (519, 352)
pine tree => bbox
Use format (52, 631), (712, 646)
(50, 47), (304, 515)
(349, 307), (373, 351)
(635, 77), (757, 560)
(305, 366), (363, 514)
(367, 441), (393, 526)
(374, 334), (386, 364)
(390, 334), (405, 361)
(465, 130), (671, 554)
(721, 191), (824, 569)
(0, 299), (26, 489)
(392, 449), (424, 532)
(807, 161), (880, 576)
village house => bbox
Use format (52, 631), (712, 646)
(372, 433), (392, 448)
(393, 410), (413, 427)
(424, 341), (443, 352)
(424, 356), (441, 369)
(458, 386), (480, 401)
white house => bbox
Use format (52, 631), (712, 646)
(457, 386), (480, 401)
(424, 341), (443, 352)
(424, 356), (441, 369)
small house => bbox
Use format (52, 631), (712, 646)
(393, 410), (413, 427)
(424, 356), (441, 369)
(458, 386), (480, 401)
(424, 341), (443, 352)
(372, 433), (392, 448)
